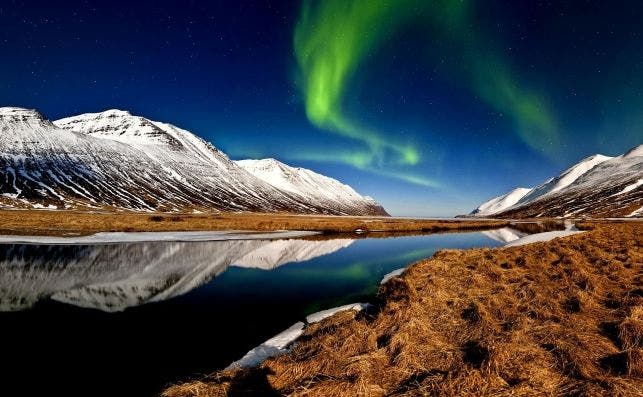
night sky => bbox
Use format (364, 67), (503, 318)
(1, 0), (641, 216)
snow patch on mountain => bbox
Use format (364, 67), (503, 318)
(504, 230), (585, 247)
(623, 144), (643, 158)
(613, 179), (642, 196)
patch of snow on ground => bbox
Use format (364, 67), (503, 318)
(226, 322), (305, 369)
(0, 230), (319, 245)
(228, 302), (370, 369)
(305, 303), (370, 324)
(504, 230), (584, 247)
(380, 268), (406, 284)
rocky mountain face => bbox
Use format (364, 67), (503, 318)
(470, 146), (642, 218)
(0, 107), (387, 215)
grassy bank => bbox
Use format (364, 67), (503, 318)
(0, 209), (509, 236)
(163, 222), (642, 396)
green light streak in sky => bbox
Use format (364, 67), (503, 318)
(294, 0), (421, 171)
(374, 169), (442, 188)
(293, 149), (442, 188)
(479, 70), (559, 153)
(294, 0), (560, 186)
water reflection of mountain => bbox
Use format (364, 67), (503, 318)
(0, 239), (354, 312)
(234, 239), (354, 269)
(482, 221), (566, 244)
(481, 228), (528, 243)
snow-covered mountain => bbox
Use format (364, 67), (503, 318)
(0, 237), (354, 312)
(236, 158), (385, 216)
(470, 145), (642, 218)
(470, 187), (532, 216)
(515, 154), (613, 205)
(0, 107), (387, 215)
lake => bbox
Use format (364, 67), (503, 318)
(0, 227), (536, 397)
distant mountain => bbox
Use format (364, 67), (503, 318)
(0, 107), (387, 215)
(470, 187), (532, 216)
(515, 154), (613, 205)
(236, 158), (386, 217)
(470, 145), (642, 218)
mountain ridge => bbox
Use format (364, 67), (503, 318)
(470, 145), (642, 218)
(0, 107), (388, 216)
(236, 158), (383, 215)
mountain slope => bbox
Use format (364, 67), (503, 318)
(515, 154), (612, 205)
(0, 107), (387, 215)
(470, 187), (532, 216)
(236, 158), (388, 216)
(471, 145), (643, 218)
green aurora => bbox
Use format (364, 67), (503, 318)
(294, 0), (560, 187)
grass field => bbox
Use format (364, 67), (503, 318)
(163, 222), (643, 397)
(0, 209), (509, 236)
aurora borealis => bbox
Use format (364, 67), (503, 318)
(1, 0), (642, 215)
(294, 0), (422, 170)
(292, 0), (560, 187)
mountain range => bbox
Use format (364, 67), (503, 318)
(0, 107), (387, 216)
(471, 146), (642, 218)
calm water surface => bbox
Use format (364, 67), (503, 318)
(0, 229), (527, 397)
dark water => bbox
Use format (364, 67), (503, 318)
(0, 228), (525, 397)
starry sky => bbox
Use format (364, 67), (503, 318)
(1, 0), (642, 216)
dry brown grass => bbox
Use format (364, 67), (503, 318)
(0, 209), (508, 236)
(163, 222), (643, 397)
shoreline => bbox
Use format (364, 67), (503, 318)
(218, 227), (591, 373)
(0, 230), (321, 245)
(0, 209), (510, 237)
(163, 222), (642, 396)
